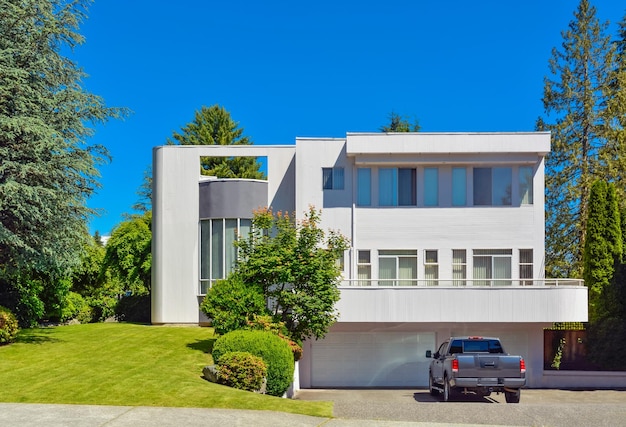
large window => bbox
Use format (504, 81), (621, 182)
(200, 218), (251, 294)
(378, 250), (417, 286)
(357, 168), (371, 206)
(519, 249), (533, 285)
(473, 167), (512, 206)
(379, 168), (416, 206)
(322, 167), (344, 190)
(424, 168), (439, 206)
(472, 249), (512, 286)
(452, 249), (467, 286)
(424, 250), (439, 286)
(519, 166), (533, 204)
(357, 250), (372, 286)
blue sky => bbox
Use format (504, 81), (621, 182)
(76, 0), (626, 235)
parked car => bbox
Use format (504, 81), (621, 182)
(426, 336), (526, 403)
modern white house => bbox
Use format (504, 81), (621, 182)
(152, 132), (589, 389)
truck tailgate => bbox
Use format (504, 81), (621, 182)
(457, 354), (522, 378)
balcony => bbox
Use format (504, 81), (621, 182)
(335, 279), (588, 324)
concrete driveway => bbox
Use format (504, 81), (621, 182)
(295, 388), (626, 427)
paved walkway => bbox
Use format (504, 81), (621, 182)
(0, 403), (514, 427)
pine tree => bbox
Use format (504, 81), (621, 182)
(168, 105), (265, 179)
(380, 111), (421, 132)
(539, 0), (615, 278)
(0, 0), (126, 318)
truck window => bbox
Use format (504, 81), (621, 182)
(461, 339), (504, 353)
(449, 340), (463, 354)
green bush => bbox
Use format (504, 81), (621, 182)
(115, 294), (151, 323)
(200, 275), (267, 336)
(212, 330), (294, 397)
(216, 351), (267, 392)
(0, 306), (20, 345)
(60, 291), (86, 322)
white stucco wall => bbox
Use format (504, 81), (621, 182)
(151, 145), (296, 324)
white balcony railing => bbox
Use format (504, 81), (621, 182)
(339, 278), (584, 287)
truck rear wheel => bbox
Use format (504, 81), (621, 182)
(504, 389), (520, 403)
(443, 376), (453, 402)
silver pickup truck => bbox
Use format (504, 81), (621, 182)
(426, 336), (526, 403)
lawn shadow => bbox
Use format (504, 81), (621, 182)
(15, 328), (61, 345)
(187, 338), (217, 354)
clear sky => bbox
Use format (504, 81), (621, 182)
(75, 0), (626, 235)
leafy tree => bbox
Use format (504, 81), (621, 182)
(380, 111), (421, 132)
(132, 165), (152, 213)
(235, 207), (349, 342)
(103, 211), (152, 295)
(0, 0), (126, 322)
(538, 0), (616, 277)
(167, 105), (265, 179)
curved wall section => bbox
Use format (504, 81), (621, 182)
(199, 179), (268, 218)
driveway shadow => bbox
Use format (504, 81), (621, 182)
(413, 390), (499, 403)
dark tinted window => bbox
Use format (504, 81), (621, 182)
(461, 339), (503, 353)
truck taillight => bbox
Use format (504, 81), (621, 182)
(520, 358), (526, 374)
(452, 359), (459, 373)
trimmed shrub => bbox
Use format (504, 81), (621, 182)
(246, 315), (303, 361)
(200, 275), (267, 336)
(213, 330), (294, 397)
(0, 306), (19, 345)
(216, 351), (267, 392)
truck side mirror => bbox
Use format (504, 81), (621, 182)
(425, 350), (432, 358)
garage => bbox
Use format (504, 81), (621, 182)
(310, 332), (436, 387)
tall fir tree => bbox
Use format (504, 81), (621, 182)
(0, 0), (126, 323)
(583, 180), (621, 322)
(380, 111), (421, 132)
(538, 0), (615, 278)
(168, 105), (265, 179)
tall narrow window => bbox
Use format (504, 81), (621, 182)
(452, 167), (466, 206)
(424, 250), (439, 286)
(199, 218), (252, 294)
(398, 168), (416, 206)
(519, 166), (533, 204)
(379, 168), (397, 206)
(357, 168), (371, 206)
(473, 168), (492, 206)
(519, 249), (533, 286)
(493, 167), (512, 205)
(424, 168), (439, 206)
(357, 250), (372, 286)
(452, 249), (467, 286)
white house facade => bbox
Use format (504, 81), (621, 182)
(152, 132), (588, 389)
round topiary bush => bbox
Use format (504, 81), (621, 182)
(212, 329), (294, 397)
(216, 351), (267, 392)
(0, 306), (20, 345)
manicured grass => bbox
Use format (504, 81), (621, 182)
(0, 323), (332, 417)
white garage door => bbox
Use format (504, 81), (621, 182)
(310, 332), (436, 387)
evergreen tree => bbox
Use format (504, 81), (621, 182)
(583, 180), (621, 322)
(539, 0), (615, 278)
(168, 105), (265, 179)
(380, 111), (421, 132)
(0, 0), (126, 323)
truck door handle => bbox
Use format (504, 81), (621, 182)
(484, 362), (495, 367)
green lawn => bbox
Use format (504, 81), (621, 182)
(0, 323), (332, 417)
